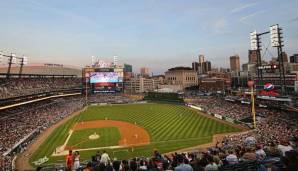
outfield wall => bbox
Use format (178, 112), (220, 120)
(187, 104), (243, 125)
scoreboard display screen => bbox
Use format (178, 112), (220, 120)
(90, 72), (120, 83)
(85, 67), (124, 93)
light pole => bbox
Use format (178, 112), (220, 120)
(19, 55), (28, 78)
(0, 52), (28, 79)
(248, 80), (256, 129)
(85, 72), (90, 106)
(270, 24), (286, 95)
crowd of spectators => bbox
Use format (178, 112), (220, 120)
(186, 96), (298, 145)
(0, 77), (82, 99)
(0, 96), (85, 170)
(88, 94), (143, 104)
(186, 96), (252, 120)
(49, 140), (298, 171)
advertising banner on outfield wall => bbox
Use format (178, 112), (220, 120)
(188, 105), (203, 111)
(214, 114), (223, 120)
(225, 117), (235, 123)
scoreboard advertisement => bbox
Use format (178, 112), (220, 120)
(84, 67), (124, 93)
(90, 72), (120, 83)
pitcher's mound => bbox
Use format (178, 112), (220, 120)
(89, 132), (100, 140)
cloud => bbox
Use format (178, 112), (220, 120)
(231, 2), (258, 13)
(215, 18), (227, 29)
(289, 17), (298, 23)
(240, 10), (266, 22)
(212, 18), (232, 35)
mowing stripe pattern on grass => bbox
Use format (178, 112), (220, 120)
(30, 103), (241, 165)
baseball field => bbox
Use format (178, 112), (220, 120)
(29, 103), (241, 166)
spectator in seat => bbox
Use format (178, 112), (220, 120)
(174, 154), (193, 171)
(139, 159), (147, 170)
(73, 151), (80, 171)
(204, 155), (218, 171)
(112, 160), (121, 171)
(66, 150), (73, 171)
(256, 144), (266, 162)
(278, 139), (293, 157)
(225, 150), (238, 165)
(100, 150), (110, 165)
(242, 147), (256, 161)
(130, 160), (138, 171)
(95, 151), (101, 162)
(282, 150), (298, 171)
(83, 162), (92, 171)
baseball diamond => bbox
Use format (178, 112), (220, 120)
(29, 103), (243, 166)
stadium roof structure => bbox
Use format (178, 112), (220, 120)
(0, 63), (82, 77)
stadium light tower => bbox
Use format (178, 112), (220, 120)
(19, 55), (28, 78)
(113, 56), (118, 67)
(7, 53), (16, 79)
(0, 51), (29, 78)
(91, 56), (95, 66)
(270, 24), (286, 95)
(0, 51), (3, 64)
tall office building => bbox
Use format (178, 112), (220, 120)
(124, 63), (133, 79)
(124, 63), (133, 72)
(140, 67), (150, 77)
(248, 50), (258, 64)
(277, 52), (288, 63)
(195, 54), (211, 74)
(202, 61), (211, 74)
(192, 62), (199, 71)
(230, 55), (240, 72)
(199, 55), (205, 64)
(290, 54), (298, 63)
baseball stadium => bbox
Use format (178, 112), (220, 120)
(1, 1), (298, 171)
(0, 59), (297, 171)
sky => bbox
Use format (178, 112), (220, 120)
(0, 0), (297, 74)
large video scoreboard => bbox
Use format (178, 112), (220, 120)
(83, 67), (124, 93)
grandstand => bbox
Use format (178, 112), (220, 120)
(144, 92), (184, 103)
(0, 63), (82, 77)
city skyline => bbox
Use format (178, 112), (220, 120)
(0, 0), (298, 74)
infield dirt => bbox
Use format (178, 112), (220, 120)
(73, 120), (150, 146)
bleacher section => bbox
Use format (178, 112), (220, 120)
(144, 92), (184, 103)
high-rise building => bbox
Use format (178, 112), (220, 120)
(199, 55), (205, 64)
(202, 61), (211, 74)
(248, 50), (258, 64)
(124, 63), (132, 72)
(195, 54), (211, 74)
(290, 54), (298, 63)
(140, 67), (149, 77)
(192, 62), (199, 71)
(277, 52), (288, 63)
(230, 55), (240, 72)
(123, 63), (133, 79)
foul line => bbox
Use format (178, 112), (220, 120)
(51, 136), (212, 156)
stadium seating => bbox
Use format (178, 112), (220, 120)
(0, 77), (82, 100)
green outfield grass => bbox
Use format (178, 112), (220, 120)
(30, 103), (241, 167)
(66, 127), (121, 149)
